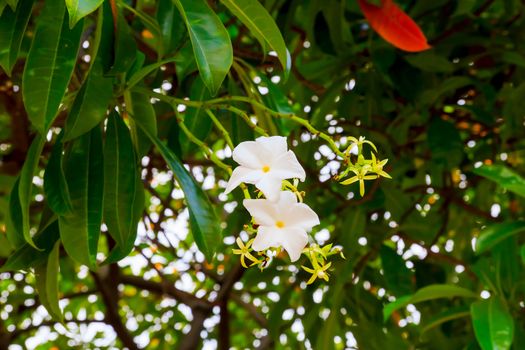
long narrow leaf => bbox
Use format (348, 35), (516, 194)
(22, 0), (83, 132)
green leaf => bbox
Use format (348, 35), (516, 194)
(471, 298), (514, 350)
(420, 305), (471, 334)
(34, 240), (63, 321)
(59, 126), (104, 268)
(383, 284), (477, 321)
(428, 118), (463, 168)
(475, 221), (525, 254)
(126, 57), (180, 90)
(0, 0), (35, 75)
(180, 77), (213, 155)
(405, 51), (455, 73)
(22, 0), (83, 132)
(473, 164), (525, 197)
(380, 245), (413, 296)
(173, 0), (233, 95)
(220, 0), (290, 77)
(18, 134), (45, 249)
(130, 112), (221, 261)
(0, 2), (6, 16)
(100, 3), (137, 75)
(65, 0), (103, 28)
(157, 0), (185, 55)
(44, 132), (72, 215)
(7, 178), (24, 248)
(5, 0), (17, 11)
(0, 220), (60, 272)
(103, 113), (144, 251)
(63, 62), (113, 141)
(124, 90), (157, 157)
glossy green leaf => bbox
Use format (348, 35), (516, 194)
(22, 0), (83, 132)
(0, 220), (60, 272)
(0, 0), (35, 75)
(130, 111), (221, 260)
(475, 221), (525, 254)
(220, 0), (290, 77)
(34, 240), (63, 321)
(18, 134), (45, 248)
(157, 0), (185, 55)
(103, 113), (144, 250)
(173, 0), (233, 95)
(474, 164), (525, 197)
(63, 62), (113, 141)
(383, 284), (477, 321)
(471, 298), (514, 350)
(44, 132), (72, 215)
(59, 127), (104, 268)
(65, 0), (103, 28)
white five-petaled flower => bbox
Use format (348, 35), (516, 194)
(225, 136), (306, 201)
(243, 191), (320, 262)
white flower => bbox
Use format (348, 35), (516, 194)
(225, 136), (306, 201)
(243, 191), (320, 262)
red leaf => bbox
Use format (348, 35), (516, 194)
(358, 0), (430, 52)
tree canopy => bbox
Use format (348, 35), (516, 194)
(0, 0), (525, 349)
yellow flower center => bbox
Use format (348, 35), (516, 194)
(275, 221), (285, 228)
(262, 165), (270, 173)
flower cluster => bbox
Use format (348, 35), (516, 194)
(225, 136), (339, 284)
(336, 136), (391, 196)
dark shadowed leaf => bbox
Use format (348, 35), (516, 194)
(44, 132), (72, 215)
(0, 0), (35, 75)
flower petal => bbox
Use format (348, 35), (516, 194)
(251, 226), (282, 251)
(243, 199), (277, 226)
(255, 175), (283, 202)
(256, 136), (288, 155)
(277, 191), (298, 209)
(270, 151), (306, 181)
(224, 166), (262, 194)
(285, 203), (320, 231)
(280, 227), (308, 262)
(232, 141), (266, 168)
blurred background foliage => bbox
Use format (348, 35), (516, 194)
(0, 0), (525, 349)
